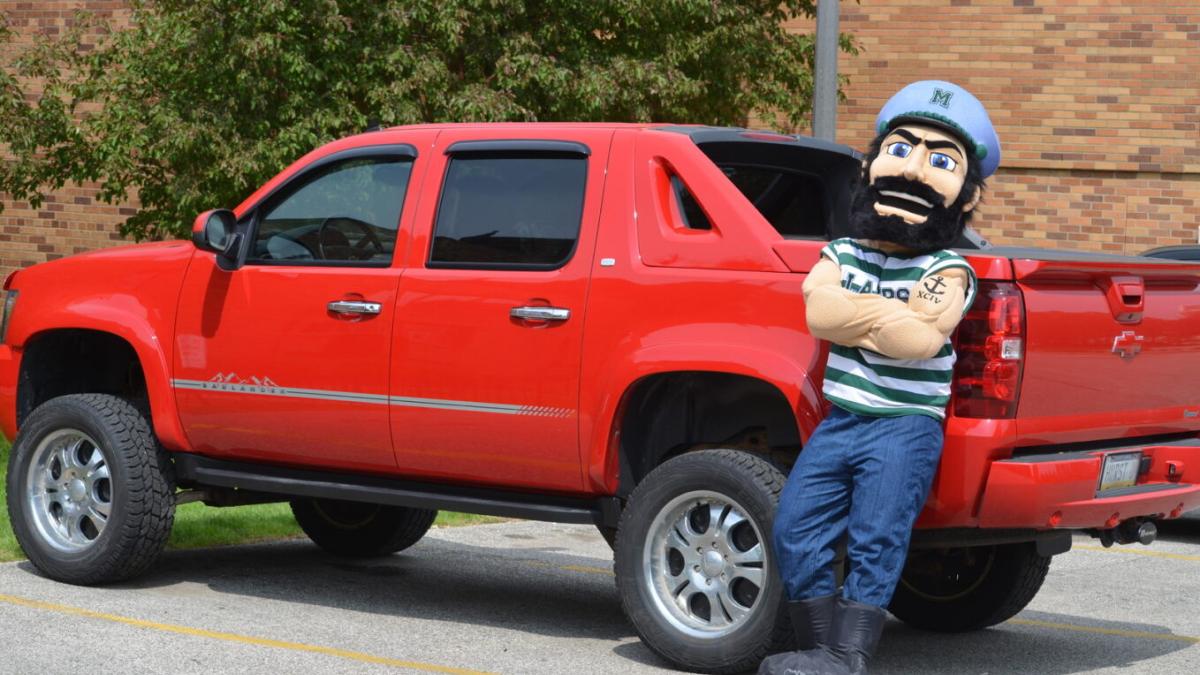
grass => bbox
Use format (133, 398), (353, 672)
(0, 437), (14, 562)
(1, 434), (501, 563)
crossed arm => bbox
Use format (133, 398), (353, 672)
(802, 257), (969, 360)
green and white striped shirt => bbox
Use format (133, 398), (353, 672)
(818, 238), (977, 420)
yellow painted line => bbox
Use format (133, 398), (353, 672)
(1009, 618), (1200, 644)
(0, 592), (494, 674)
(516, 559), (612, 576)
(559, 564), (614, 576)
(1075, 545), (1200, 562)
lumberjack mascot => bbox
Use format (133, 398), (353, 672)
(760, 81), (1001, 675)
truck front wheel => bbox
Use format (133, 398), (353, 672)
(6, 394), (175, 585)
(888, 542), (1051, 632)
(615, 449), (789, 674)
(290, 498), (437, 558)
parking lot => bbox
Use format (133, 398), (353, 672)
(1, 517), (1197, 674)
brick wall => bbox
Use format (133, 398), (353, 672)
(784, 0), (1200, 253)
(1, 1), (1198, 282)
(0, 1), (132, 280)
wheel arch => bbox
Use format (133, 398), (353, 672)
(16, 325), (187, 451)
(584, 344), (824, 495)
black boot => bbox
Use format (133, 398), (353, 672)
(829, 598), (887, 675)
(758, 595), (842, 675)
(789, 595), (838, 650)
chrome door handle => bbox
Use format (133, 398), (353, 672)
(328, 300), (382, 315)
(510, 306), (570, 322)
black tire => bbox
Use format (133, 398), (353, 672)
(888, 542), (1051, 632)
(290, 498), (436, 558)
(6, 394), (175, 585)
(614, 449), (789, 674)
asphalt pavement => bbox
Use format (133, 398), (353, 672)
(1, 517), (1197, 674)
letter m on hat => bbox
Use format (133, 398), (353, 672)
(930, 88), (954, 109)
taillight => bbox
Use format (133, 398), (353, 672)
(0, 290), (16, 345)
(952, 281), (1025, 419)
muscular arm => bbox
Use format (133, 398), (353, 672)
(868, 268), (969, 360)
(802, 258), (911, 344)
(803, 258), (970, 360)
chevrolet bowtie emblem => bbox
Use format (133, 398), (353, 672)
(1112, 331), (1144, 359)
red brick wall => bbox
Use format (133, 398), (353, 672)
(2, 1), (1198, 282)
(0, 1), (132, 280)
(785, 0), (1200, 254)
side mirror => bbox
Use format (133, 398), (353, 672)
(191, 209), (243, 268)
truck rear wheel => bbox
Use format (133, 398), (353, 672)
(888, 542), (1051, 632)
(615, 449), (789, 674)
(290, 498), (436, 558)
(6, 394), (175, 585)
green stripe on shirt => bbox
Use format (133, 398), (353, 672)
(829, 345), (954, 383)
(824, 367), (951, 407)
(815, 238), (975, 420)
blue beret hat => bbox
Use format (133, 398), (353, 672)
(875, 80), (1001, 178)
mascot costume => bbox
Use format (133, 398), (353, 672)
(760, 81), (1000, 675)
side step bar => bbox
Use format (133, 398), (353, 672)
(173, 454), (622, 528)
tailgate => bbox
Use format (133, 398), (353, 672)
(1012, 252), (1200, 442)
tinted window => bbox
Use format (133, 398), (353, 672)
(430, 154), (587, 268)
(250, 158), (413, 265)
(720, 165), (827, 239)
(671, 176), (713, 231)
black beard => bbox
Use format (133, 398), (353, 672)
(848, 175), (969, 254)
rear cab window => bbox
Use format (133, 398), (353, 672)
(671, 166), (830, 239)
(429, 148), (588, 269)
(688, 132), (860, 242)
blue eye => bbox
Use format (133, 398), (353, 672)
(929, 153), (958, 171)
(886, 142), (912, 158)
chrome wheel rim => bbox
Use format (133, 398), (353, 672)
(642, 490), (768, 639)
(24, 429), (113, 553)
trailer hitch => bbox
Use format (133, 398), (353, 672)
(1089, 518), (1158, 548)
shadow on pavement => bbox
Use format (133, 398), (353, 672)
(871, 609), (1194, 675)
(104, 537), (634, 642)
(10, 530), (1195, 674)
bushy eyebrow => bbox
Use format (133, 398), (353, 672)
(886, 128), (965, 159)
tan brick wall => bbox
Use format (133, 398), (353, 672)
(784, 0), (1200, 254)
(0, 1), (133, 280)
(2, 1), (1198, 282)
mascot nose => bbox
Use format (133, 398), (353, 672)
(902, 150), (925, 181)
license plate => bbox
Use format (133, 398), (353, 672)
(1099, 452), (1141, 492)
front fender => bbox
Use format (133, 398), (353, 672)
(6, 242), (195, 451)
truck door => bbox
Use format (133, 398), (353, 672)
(388, 130), (612, 491)
(173, 136), (432, 471)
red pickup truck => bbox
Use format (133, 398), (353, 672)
(3, 123), (1199, 673)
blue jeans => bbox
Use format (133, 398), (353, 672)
(773, 405), (943, 608)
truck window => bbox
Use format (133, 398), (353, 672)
(429, 153), (587, 269)
(671, 175), (713, 231)
(687, 136), (860, 242)
(249, 157), (413, 265)
(719, 165), (827, 239)
(672, 165), (827, 240)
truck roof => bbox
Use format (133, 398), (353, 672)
(361, 122), (859, 160)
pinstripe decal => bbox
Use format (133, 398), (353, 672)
(171, 379), (573, 417)
(173, 379), (390, 405)
(388, 396), (523, 415)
